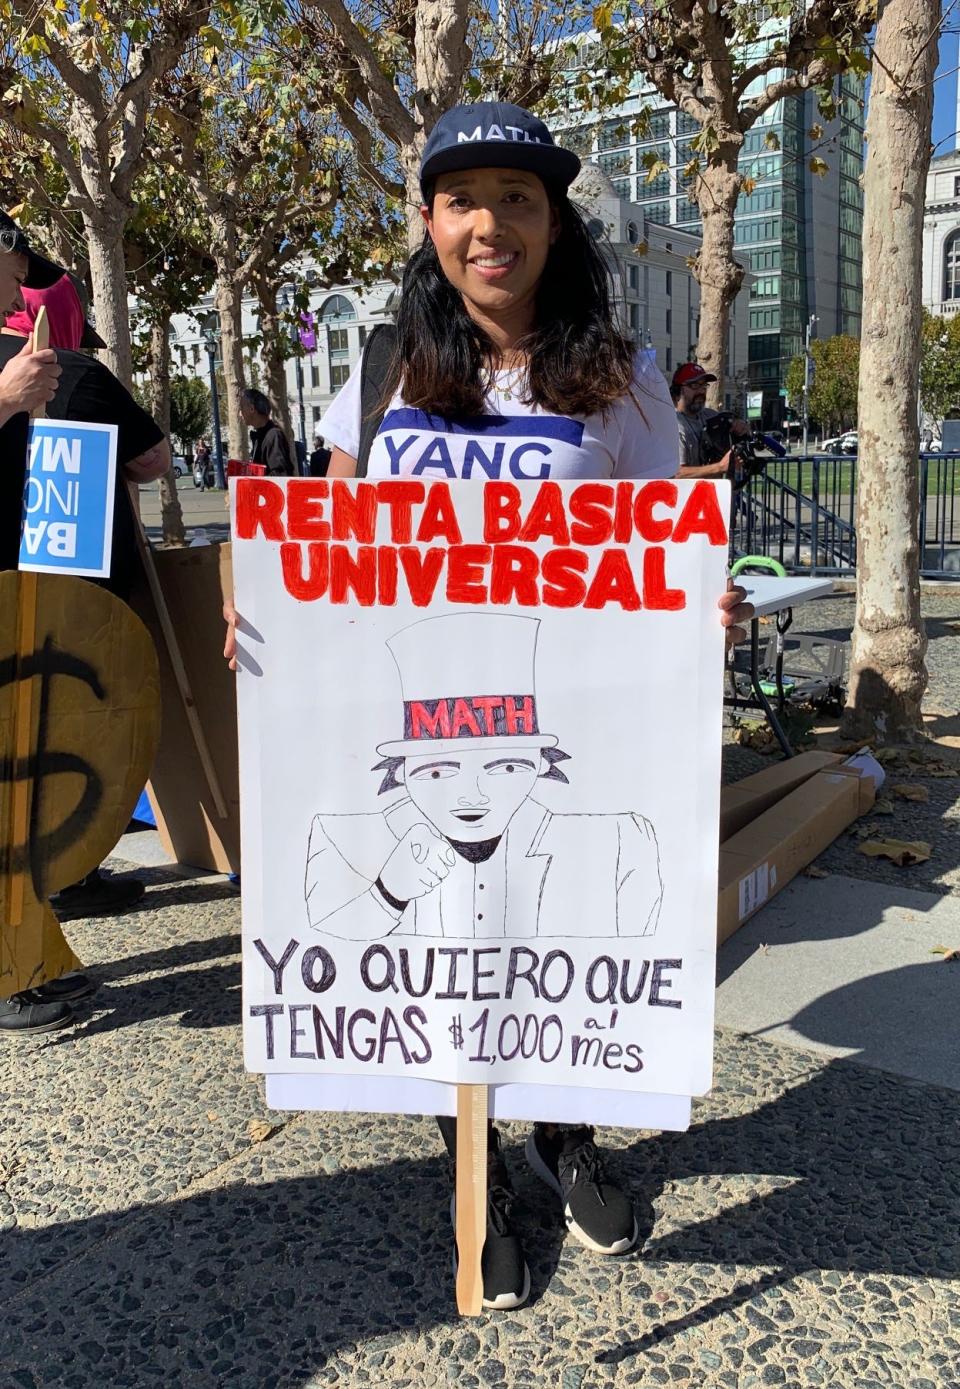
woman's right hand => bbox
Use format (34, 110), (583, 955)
(223, 600), (239, 671)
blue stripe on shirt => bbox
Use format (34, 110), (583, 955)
(379, 407), (585, 446)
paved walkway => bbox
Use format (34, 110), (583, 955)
(1, 826), (957, 1388)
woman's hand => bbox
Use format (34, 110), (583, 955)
(223, 600), (239, 671)
(719, 580), (753, 649)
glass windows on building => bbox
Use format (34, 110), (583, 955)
(598, 118), (632, 151)
(944, 229), (960, 300)
(735, 217), (781, 244)
(628, 264), (640, 291)
(676, 111), (699, 136)
(320, 294), (356, 321)
(637, 109), (673, 142)
(642, 200), (671, 224)
(749, 247), (781, 271)
(599, 148), (632, 177)
(327, 328), (349, 353)
(330, 362), (350, 389)
(751, 275), (780, 299)
(739, 186), (781, 215)
(637, 145), (670, 195)
(750, 307), (780, 330)
(675, 198), (700, 224)
(611, 178), (631, 200)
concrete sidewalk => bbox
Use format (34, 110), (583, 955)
(716, 873), (960, 1091)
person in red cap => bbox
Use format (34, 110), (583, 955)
(670, 361), (748, 478)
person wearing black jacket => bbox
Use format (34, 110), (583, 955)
(239, 388), (294, 475)
(0, 213), (170, 1035)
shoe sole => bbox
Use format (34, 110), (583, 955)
(0, 1013), (75, 1037)
(524, 1134), (639, 1256)
(449, 1194), (531, 1310)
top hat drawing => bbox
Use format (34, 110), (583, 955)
(376, 613), (559, 757)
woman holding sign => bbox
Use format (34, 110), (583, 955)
(226, 102), (751, 1310)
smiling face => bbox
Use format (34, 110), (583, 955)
(0, 250), (28, 319)
(402, 745), (545, 841)
(421, 167), (560, 342)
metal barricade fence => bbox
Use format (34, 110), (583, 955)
(729, 453), (960, 579)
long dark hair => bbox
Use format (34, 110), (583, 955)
(387, 186), (641, 420)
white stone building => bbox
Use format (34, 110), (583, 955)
(923, 148), (960, 318)
(156, 170), (749, 447)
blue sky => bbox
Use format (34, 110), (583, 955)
(932, 23), (959, 155)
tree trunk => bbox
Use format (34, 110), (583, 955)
(693, 150), (744, 409)
(403, 0), (471, 250)
(149, 318), (186, 547)
(842, 0), (937, 741)
(253, 276), (297, 460)
(83, 208), (134, 388)
(214, 265), (249, 461)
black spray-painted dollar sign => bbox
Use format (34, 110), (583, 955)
(1, 572), (160, 993)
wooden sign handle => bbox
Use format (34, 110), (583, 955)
(455, 1083), (488, 1316)
(7, 307), (50, 927)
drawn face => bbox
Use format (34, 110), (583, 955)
(402, 746), (545, 841)
(0, 250), (28, 318)
(422, 168), (560, 336)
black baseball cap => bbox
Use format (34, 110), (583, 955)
(419, 102), (580, 200)
(0, 211), (65, 290)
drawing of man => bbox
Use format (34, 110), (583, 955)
(305, 613), (662, 940)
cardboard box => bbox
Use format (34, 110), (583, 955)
(717, 765), (875, 944)
(719, 749), (844, 842)
(131, 541), (240, 873)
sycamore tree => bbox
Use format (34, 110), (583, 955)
(584, 1), (874, 404)
(153, 13), (380, 458)
(785, 334), (860, 434)
(842, 0), (940, 741)
(289, 0), (573, 248)
(125, 164), (216, 543)
(0, 0), (212, 385)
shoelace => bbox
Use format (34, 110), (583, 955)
(487, 1183), (516, 1237)
(558, 1138), (608, 1208)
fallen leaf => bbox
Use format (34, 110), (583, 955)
(247, 1119), (275, 1144)
(858, 838), (932, 866)
(871, 797), (895, 815)
(892, 784), (930, 802)
(803, 866), (829, 879)
(206, 1112), (220, 1123)
(931, 945), (960, 962)
(874, 747), (904, 765)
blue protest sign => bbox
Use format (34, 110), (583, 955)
(19, 418), (118, 578)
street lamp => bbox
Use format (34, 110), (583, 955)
(279, 286), (307, 464)
(801, 313), (818, 457)
(201, 312), (227, 490)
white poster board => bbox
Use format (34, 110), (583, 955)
(235, 477), (729, 1126)
(19, 419), (118, 578)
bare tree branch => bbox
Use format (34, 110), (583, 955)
(300, 0), (415, 145)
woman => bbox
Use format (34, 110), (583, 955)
(226, 101), (751, 1312)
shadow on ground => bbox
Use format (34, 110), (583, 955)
(1, 1041), (957, 1387)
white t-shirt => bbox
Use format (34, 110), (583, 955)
(319, 350), (679, 482)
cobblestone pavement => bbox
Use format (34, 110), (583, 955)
(1, 861), (957, 1389)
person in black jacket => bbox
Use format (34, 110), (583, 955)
(0, 214), (170, 1035)
(239, 388), (294, 475)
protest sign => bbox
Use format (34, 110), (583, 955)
(235, 476), (729, 1107)
(19, 419), (118, 578)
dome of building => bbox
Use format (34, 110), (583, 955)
(569, 162), (621, 215)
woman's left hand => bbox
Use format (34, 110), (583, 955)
(719, 580), (753, 649)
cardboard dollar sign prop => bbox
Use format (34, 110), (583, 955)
(1, 580), (160, 994)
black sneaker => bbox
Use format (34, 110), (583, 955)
(451, 1127), (530, 1310)
(525, 1124), (637, 1255)
(0, 990), (74, 1036)
(33, 972), (97, 1004)
(51, 868), (145, 920)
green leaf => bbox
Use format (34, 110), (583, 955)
(809, 156), (829, 178)
(764, 132), (780, 151)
